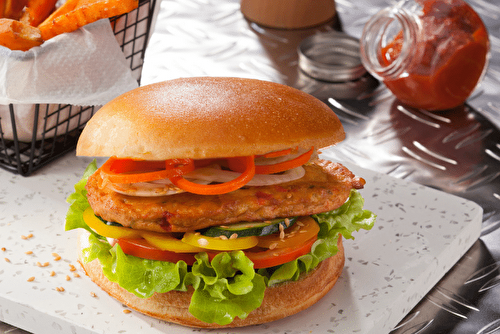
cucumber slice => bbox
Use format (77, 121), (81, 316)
(97, 215), (123, 227)
(201, 217), (297, 238)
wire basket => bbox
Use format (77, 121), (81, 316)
(0, 0), (156, 176)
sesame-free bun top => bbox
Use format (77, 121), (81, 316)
(76, 77), (345, 160)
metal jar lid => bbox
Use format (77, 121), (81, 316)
(298, 31), (367, 82)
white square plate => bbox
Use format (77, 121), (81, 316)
(0, 157), (482, 334)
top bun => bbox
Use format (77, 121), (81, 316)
(76, 77), (345, 160)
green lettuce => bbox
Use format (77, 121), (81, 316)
(82, 234), (264, 325)
(188, 252), (266, 324)
(66, 162), (375, 326)
(262, 189), (376, 286)
(66, 160), (97, 235)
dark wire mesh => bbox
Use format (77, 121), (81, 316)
(0, 0), (156, 176)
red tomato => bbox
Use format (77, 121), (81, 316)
(257, 216), (320, 249)
(117, 231), (318, 269)
(244, 235), (317, 269)
(116, 238), (197, 266)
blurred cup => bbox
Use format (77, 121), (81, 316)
(240, 0), (336, 29)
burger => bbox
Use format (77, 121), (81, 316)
(66, 77), (375, 328)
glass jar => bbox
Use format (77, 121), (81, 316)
(360, 0), (490, 111)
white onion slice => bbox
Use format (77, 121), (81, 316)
(245, 166), (306, 186)
(184, 165), (305, 186)
(254, 147), (313, 166)
(108, 182), (181, 197)
(108, 179), (210, 197)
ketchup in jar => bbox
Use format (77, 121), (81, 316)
(360, 0), (489, 111)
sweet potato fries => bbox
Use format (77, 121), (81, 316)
(0, 0), (138, 51)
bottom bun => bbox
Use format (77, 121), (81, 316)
(77, 230), (345, 328)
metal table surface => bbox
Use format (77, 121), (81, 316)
(2, 0), (499, 333)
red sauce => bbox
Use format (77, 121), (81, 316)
(380, 0), (489, 111)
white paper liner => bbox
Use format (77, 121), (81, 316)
(0, 18), (138, 105)
(0, 18), (140, 141)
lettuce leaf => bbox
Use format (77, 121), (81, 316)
(66, 163), (375, 326)
(65, 160), (97, 235)
(188, 252), (266, 325)
(84, 234), (191, 297)
(80, 233), (265, 325)
(263, 189), (376, 286)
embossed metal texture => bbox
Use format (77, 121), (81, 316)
(140, 0), (500, 333)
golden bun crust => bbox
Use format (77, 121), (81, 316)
(77, 230), (345, 328)
(76, 77), (345, 160)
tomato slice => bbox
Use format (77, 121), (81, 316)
(116, 238), (197, 265)
(83, 207), (142, 239)
(182, 231), (259, 251)
(116, 231), (317, 269)
(245, 235), (317, 269)
(257, 216), (320, 249)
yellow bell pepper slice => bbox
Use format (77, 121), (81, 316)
(83, 207), (142, 239)
(141, 231), (205, 253)
(182, 232), (258, 251)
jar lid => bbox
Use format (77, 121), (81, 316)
(298, 31), (367, 82)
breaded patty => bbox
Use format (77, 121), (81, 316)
(86, 160), (365, 232)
